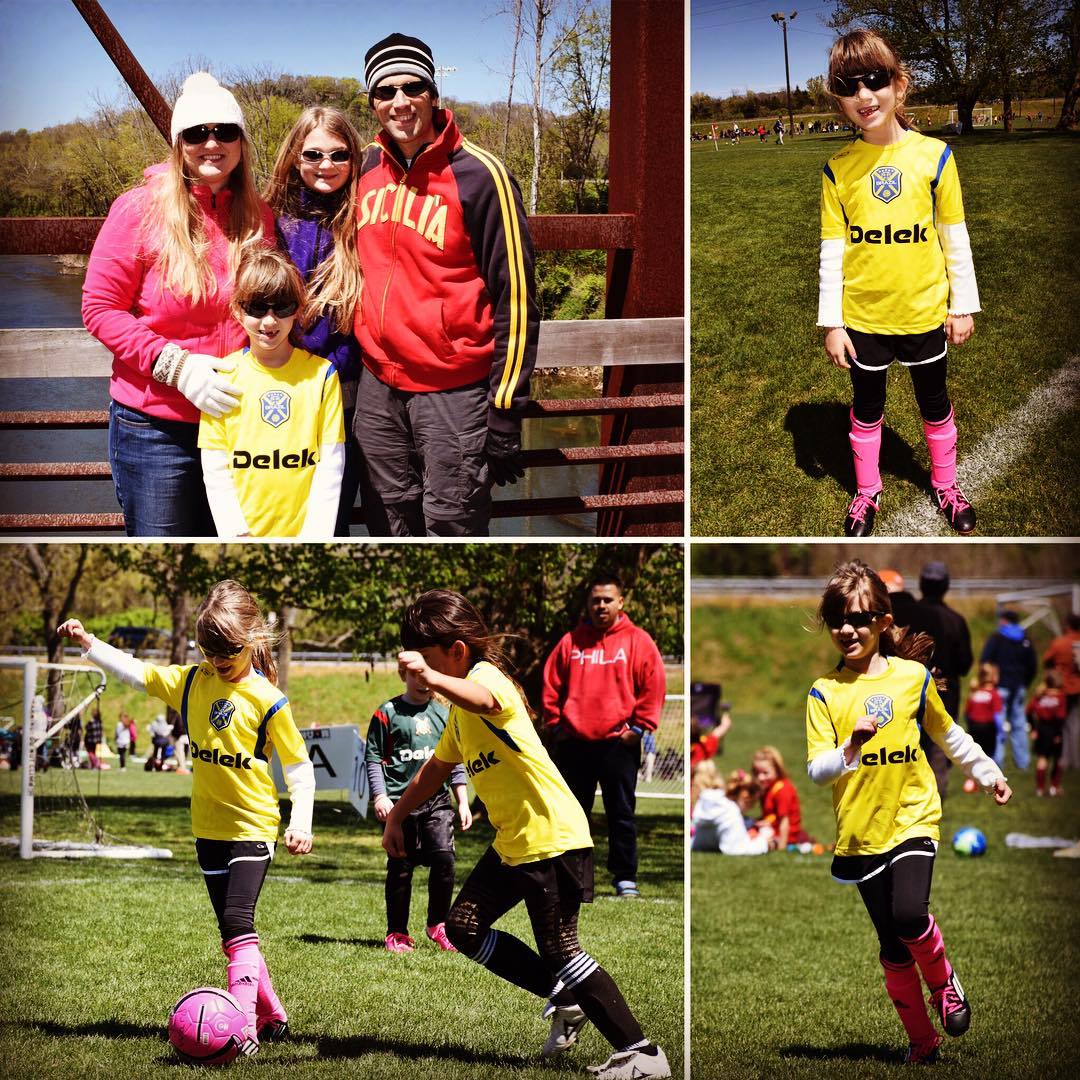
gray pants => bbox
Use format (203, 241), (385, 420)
(353, 368), (492, 536)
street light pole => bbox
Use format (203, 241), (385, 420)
(771, 11), (798, 139)
(435, 64), (457, 100)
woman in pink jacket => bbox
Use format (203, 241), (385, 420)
(82, 73), (275, 536)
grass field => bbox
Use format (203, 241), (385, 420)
(0, 771), (684, 1079)
(691, 595), (1080, 1078)
(690, 127), (1080, 537)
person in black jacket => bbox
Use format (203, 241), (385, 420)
(980, 610), (1038, 771)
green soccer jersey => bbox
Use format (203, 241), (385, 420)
(365, 695), (450, 800)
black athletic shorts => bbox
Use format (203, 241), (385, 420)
(400, 790), (456, 866)
(847, 325), (947, 372)
(831, 835), (937, 885)
(513, 847), (596, 905)
(1033, 722), (1064, 758)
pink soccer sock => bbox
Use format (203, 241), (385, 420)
(881, 956), (936, 1042)
(849, 411), (883, 495)
(257, 952), (286, 1022)
(224, 933), (262, 1036)
(900, 915), (952, 991)
(923, 410), (957, 489)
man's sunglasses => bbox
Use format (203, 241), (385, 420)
(180, 123), (242, 145)
(824, 610), (887, 630)
(372, 79), (430, 102)
(300, 148), (352, 164)
(240, 298), (299, 319)
(829, 69), (893, 97)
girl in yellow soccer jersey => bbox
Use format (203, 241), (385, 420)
(198, 249), (345, 538)
(382, 590), (670, 1080)
(806, 561), (1011, 1064)
(58, 580), (314, 1055)
(818, 30), (982, 537)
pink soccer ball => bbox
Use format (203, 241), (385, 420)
(168, 987), (251, 1065)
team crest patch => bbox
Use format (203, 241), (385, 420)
(416, 716), (433, 736)
(209, 699), (235, 731)
(260, 390), (291, 428)
(870, 165), (902, 204)
(864, 694), (894, 726)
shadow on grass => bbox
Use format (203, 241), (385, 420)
(297, 933), (385, 948)
(784, 401), (931, 496)
(779, 1042), (899, 1064)
(17, 1018), (162, 1040)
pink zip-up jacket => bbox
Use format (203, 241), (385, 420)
(82, 163), (275, 424)
(542, 614), (666, 740)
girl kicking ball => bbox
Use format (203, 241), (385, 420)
(383, 589), (670, 1080)
(58, 580), (315, 1055)
(817, 30), (982, 537)
(806, 561), (1010, 1063)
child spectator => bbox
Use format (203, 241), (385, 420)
(83, 705), (103, 770)
(366, 666), (472, 952)
(1028, 670), (1068, 796)
(752, 745), (810, 847)
(114, 714), (131, 770)
(691, 763), (772, 855)
(126, 712), (138, 760)
(964, 662), (1002, 758)
(148, 713), (172, 771)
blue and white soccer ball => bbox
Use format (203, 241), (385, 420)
(952, 826), (988, 857)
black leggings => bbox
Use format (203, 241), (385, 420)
(848, 340), (951, 425)
(857, 846), (935, 965)
(196, 839), (272, 943)
(386, 851), (455, 935)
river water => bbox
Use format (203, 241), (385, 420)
(0, 256), (598, 536)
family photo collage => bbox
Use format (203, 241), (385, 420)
(0, 1), (1077, 1078)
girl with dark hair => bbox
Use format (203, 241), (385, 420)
(57, 580), (314, 1055)
(818, 30), (981, 537)
(265, 106), (367, 535)
(384, 589), (670, 1080)
(806, 560), (1010, 1063)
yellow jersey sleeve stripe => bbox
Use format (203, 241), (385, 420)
(461, 139), (528, 411)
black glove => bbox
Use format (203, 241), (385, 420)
(484, 427), (526, 487)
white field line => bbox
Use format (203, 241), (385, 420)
(879, 354), (1080, 536)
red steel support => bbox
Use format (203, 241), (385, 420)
(600, 0), (685, 536)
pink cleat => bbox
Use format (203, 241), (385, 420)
(929, 971), (970, 1036)
(844, 491), (880, 537)
(425, 923), (457, 951)
(385, 932), (416, 953)
(934, 484), (976, 534)
(905, 1033), (942, 1064)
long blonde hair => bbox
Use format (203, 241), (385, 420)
(827, 29), (912, 130)
(141, 137), (267, 304)
(264, 107), (364, 334)
(195, 580), (281, 685)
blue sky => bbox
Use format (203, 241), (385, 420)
(692, 0), (838, 97)
(0, 0), (532, 132)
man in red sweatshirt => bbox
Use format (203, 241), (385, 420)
(542, 573), (666, 897)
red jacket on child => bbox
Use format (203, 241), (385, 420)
(541, 614), (665, 741)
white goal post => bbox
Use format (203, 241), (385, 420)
(0, 656), (171, 859)
(948, 106), (994, 130)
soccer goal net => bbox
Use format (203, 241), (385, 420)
(636, 693), (684, 801)
(0, 656), (172, 859)
(948, 106), (994, 130)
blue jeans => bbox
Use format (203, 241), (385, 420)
(994, 685), (1029, 771)
(109, 401), (214, 537)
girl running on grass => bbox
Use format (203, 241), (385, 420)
(58, 580), (314, 1056)
(806, 560), (1010, 1063)
(383, 589), (670, 1080)
(818, 29), (982, 537)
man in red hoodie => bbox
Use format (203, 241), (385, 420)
(542, 573), (667, 897)
(353, 33), (539, 536)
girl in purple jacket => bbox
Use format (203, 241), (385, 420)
(265, 107), (367, 535)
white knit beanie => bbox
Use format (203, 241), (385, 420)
(170, 72), (245, 142)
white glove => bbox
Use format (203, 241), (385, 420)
(176, 353), (241, 418)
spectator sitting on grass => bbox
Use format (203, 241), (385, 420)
(691, 763), (773, 855)
(751, 745), (811, 848)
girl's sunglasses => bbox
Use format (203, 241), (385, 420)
(300, 148), (352, 164)
(824, 610), (886, 630)
(180, 123), (242, 145)
(240, 298), (299, 319)
(372, 79), (430, 102)
(829, 69), (893, 97)
(199, 641), (245, 660)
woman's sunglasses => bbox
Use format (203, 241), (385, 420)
(240, 298), (299, 319)
(180, 123), (242, 145)
(372, 79), (430, 102)
(199, 641), (245, 660)
(300, 148), (352, 164)
(829, 69), (893, 97)
(824, 610), (886, 630)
